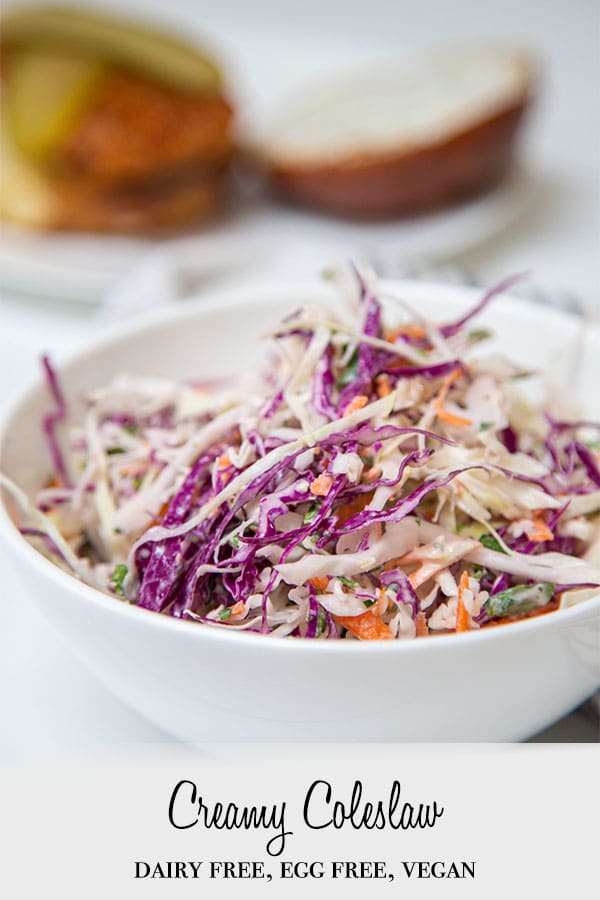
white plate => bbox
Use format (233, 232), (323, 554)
(0, 14), (533, 303)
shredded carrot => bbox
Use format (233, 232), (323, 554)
(217, 452), (231, 468)
(310, 473), (334, 496)
(525, 517), (553, 543)
(370, 588), (389, 618)
(437, 407), (472, 428)
(387, 324), (427, 342)
(119, 462), (147, 477)
(455, 570), (470, 633)
(343, 394), (368, 416)
(415, 611), (429, 637)
(382, 555), (407, 572)
(149, 500), (170, 527)
(371, 522), (383, 542)
(364, 466), (383, 483)
(374, 374), (392, 398)
(435, 368), (472, 427)
(335, 610), (393, 641)
(408, 562), (438, 589)
(388, 357), (414, 371)
(226, 601), (246, 621)
(336, 491), (374, 525)
(309, 576), (330, 592)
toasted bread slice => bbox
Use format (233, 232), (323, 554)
(261, 47), (534, 218)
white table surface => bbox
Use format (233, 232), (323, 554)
(0, 0), (598, 760)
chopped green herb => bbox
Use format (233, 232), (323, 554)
(479, 534), (506, 554)
(316, 608), (328, 637)
(123, 423), (138, 435)
(468, 328), (492, 342)
(336, 347), (360, 388)
(217, 607), (232, 621)
(483, 583), (554, 618)
(110, 563), (128, 596)
(338, 575), (359, 589)
(363, 598), (375, 608)
(133, 475), (144, 490)
(231, 534), (240, 549)
(106, 446), (125, 455)
(113, 527), (123, 535)
(303, 502), (319, 524)
(479, 421), (494, 431)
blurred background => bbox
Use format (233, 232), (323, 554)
(0, 0), (598, 756)
(1, 0), (598, 306)
(169, 0), (599, 296)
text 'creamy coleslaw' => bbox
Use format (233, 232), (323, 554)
(4, 266), (600, 640)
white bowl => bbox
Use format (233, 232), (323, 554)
(1, 279), (599, 741)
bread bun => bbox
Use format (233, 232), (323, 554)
(261, 48), (534, 218)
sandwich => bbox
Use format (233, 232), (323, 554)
(0, 5), (235, 232)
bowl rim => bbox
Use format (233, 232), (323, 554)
(1, 277), (599, 656)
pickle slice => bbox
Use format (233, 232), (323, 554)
(5, 49), (105, 159)
(1, 5), (221, 93)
